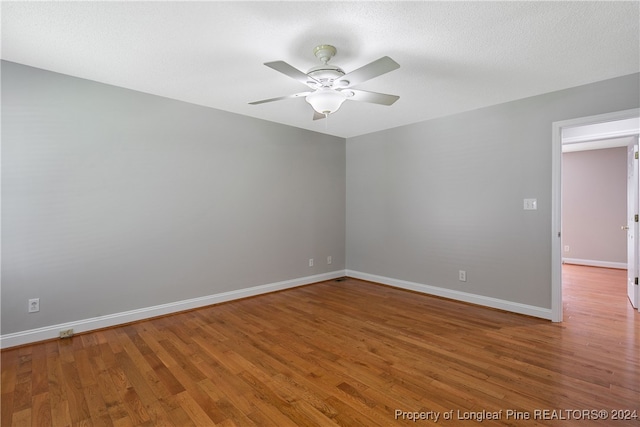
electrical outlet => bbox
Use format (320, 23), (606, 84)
(28, 298), (40, 313)
(309, 258), (314, 267)
(564, 245), (570, 252)
(59, 329), (74, 339)
(459, 270), (467, 282)
(327, 256), (332, 265)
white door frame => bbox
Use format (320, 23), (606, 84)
(627, 138), (639, 309)
(551, 108), (640, 322)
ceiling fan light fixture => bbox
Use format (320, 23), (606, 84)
(305, 88), (347, 115)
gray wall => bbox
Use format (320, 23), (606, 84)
(3, 59), (639, 337)
(562, 147), (626, 265)
(346, 73), (639, 309)
(1, 61), (345, 335)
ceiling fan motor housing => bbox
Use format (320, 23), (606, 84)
(308, 45), (345, 87)
(307, 64), (345, 86)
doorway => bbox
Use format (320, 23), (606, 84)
(552, 109), (640, 322)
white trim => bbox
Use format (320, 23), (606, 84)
(552, 120), (564, 322)
(562, 118), (640, 144)
(346, 270), (552, 320)
(556, 109), (640, 136)
(562, 136), (633, 153)
(552, 108), (640, 323)
(0, 270), (346, 349)
(562, 258), (627, 270)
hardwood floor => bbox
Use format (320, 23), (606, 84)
(2, 265), (639, 426)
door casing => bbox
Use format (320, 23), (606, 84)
(551, 108), (640, 322)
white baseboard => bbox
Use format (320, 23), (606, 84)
(562, 258), (627, 269)
(345, 270), (552, 320)
(0, 270), (346, 349)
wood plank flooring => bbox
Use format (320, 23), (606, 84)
(2, 265), (639, 426)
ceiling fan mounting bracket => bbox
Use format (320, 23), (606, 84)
(313, 44), (337, 64)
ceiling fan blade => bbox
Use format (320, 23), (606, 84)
(335, 56), (400, 87)
(249, 92), (310, 105)
(264, 61), (319, 87)
(346, 89), (399, 106)
(313, 111), (327, 121)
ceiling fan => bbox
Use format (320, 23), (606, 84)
(249, 44), (400, 120)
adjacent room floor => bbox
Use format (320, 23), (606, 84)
(2, 265), (638, 426)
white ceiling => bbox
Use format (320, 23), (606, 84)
(2, 1), (639, 138)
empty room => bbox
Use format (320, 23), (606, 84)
(1, 2), (639, 426)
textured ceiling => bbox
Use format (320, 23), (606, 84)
(2, 1), (639, 138)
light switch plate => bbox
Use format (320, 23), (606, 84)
(523, 198), (537, 210)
